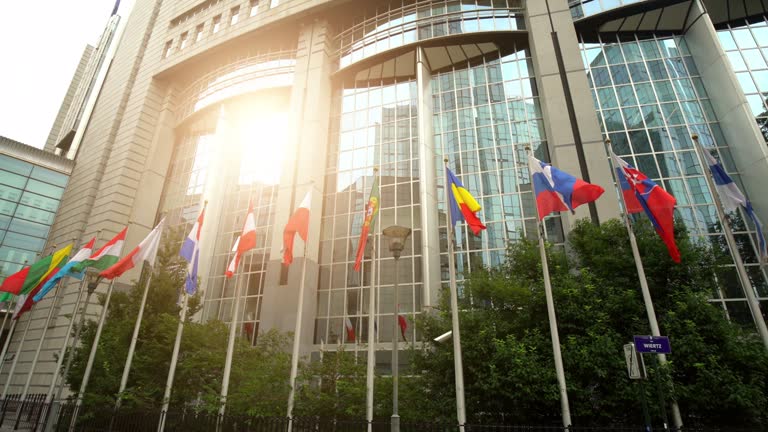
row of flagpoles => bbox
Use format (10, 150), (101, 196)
(0, 135), (766, 431)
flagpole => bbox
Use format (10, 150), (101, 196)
(605, 139), (683, 429)
(157, 292), (188, 432)
(113, 267), (154, 413)
(691, 134), (768, 349)
(68, 279), (116, 432)
(286, 241), (309, 432)
(523, 148), (572, 428)
(218, 274), (242, 423)
(53, 275), (95, 404)
(0, 300), (18, 374)
(0, 315), (32, 399)
(0, 300), (13, 364)
(365, 189), (379, 432)
(443, 159), (467, 431)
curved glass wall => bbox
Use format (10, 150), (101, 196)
(161, 91), (290, 346)
(337, 0), (525, 70)
(317, 37), (555, 347)
(716, 16), (768, 142)
(569, 0), (648, 20)
(580, 33), (768, 322)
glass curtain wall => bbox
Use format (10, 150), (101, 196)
(580, 33), (768, 322)
(0, 155), (68, 279)
(716, 16), (768, 142)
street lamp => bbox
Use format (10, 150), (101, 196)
(382, 225), (411, 432)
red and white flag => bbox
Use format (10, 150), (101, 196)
(100, 219), (165, 279)
(398, 314), (408, 342)
(283, 190), (311, 265)
(226, 200), (257, 278)
(344, 317), (355, 343)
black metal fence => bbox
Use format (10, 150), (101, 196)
(0, 397), (762, 432)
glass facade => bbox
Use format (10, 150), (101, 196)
(716, 16), (768, 142)
(569, 0), (647, 20)
(581, 33), (768, 322)
(0, 154), (69, 281)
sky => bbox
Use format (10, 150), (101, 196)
(0, 1), (129, 149)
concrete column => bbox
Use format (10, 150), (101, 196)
(525, 0), (619, 226)
(416, 47), (441, 310)
(684, 0), (768, 224)
(260, 20), (335, 354)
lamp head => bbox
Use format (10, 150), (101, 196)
(382, 225), (412, 259)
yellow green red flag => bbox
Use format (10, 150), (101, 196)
(20, 244), (73, 295)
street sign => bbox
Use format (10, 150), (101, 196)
(623, 343), (645, 379)
(633, 335), (671, 354)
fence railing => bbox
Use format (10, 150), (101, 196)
(0, 397), (762, 432)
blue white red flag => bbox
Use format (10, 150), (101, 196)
(181, 203), (206, 295)
(611, 151), (680, 263)
(701, 149), (767, 262)
(528, 155), (604, 220)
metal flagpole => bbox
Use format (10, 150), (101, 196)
(524, 147), (572, 428)
(157, 293), (189, 432)
(68, 279), (116, 432)
(0, 302), (18, 374)
(113, 269), (154, 411)
(286, 241), (310, 432)
(365, 188), (379, 432)
(443, 159), (467, 431)
(691, 134), (768, 349)
(218, 274), (241, 423)
(0, 300), (13, 364)
(158, 293), (189, 428)
(605, 139), (683, 429)
(54, 277), (95, 404)
(1, 315), (32, 399)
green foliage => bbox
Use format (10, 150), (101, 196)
(410, 219), (768, 427)
(64, 229), (290, 418)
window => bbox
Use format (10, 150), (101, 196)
(195, 23), (204, 42)
(230, 6), (240, 25)
(270, 0), (279, 8)
(250, 0), (259, 16)
(212, 15), (221, 33)
(179, 31), (189, 49)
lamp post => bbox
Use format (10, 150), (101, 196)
(382, 225), (411, 432)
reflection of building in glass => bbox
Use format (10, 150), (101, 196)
(6, 0), (768, 396)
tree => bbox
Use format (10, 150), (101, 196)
(410, 219), (768, 427)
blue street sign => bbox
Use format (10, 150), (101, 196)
(633, 335), (671, 354)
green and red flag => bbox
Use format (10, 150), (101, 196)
(353, 174), (380, 271)
(0, 267), (30, 295)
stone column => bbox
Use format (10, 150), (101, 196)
(260, 20), (335, 353)
(525, 0), (619, 227)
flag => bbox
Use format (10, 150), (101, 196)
(100, 219), (165, 279)
(701, 148), (767, 261)
(14, 258), (66, 319)
(528, 155), (604, 220)
(611, 151), (680, 263)
(72, 228), (127, 272)
(34, 237), (96, 302)
(283, 191), (311, 265)
(354, 175), (380, 271)
(0, 267), (30, 296)
(181, 205), (206, 295)
(446, 167), (486, 236)
(20, 244), (73, 295)
(344, 317), (355, 342)
(226, 200), (257, 278)
(398, 314), (408, 342)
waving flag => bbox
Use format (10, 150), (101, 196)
(181, 204), (206, 295)
(398, 314), (408, 342)
(100, 219), (165, 279)
(529, 155), (604, 219)
(701, 148), (767, 261)
(19, 245), (73, 296)
(72, 228), (127, 273)
(611, 151), (680, 263)
(283, 191), (311, 265)
(344, 317), (356, 343)
(446, 167), (486, 236)
(226, 200), (257, 278)
(34, 237), (97, 302)
(0, 267), (29, 296)
(354, 175), (380, 271)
